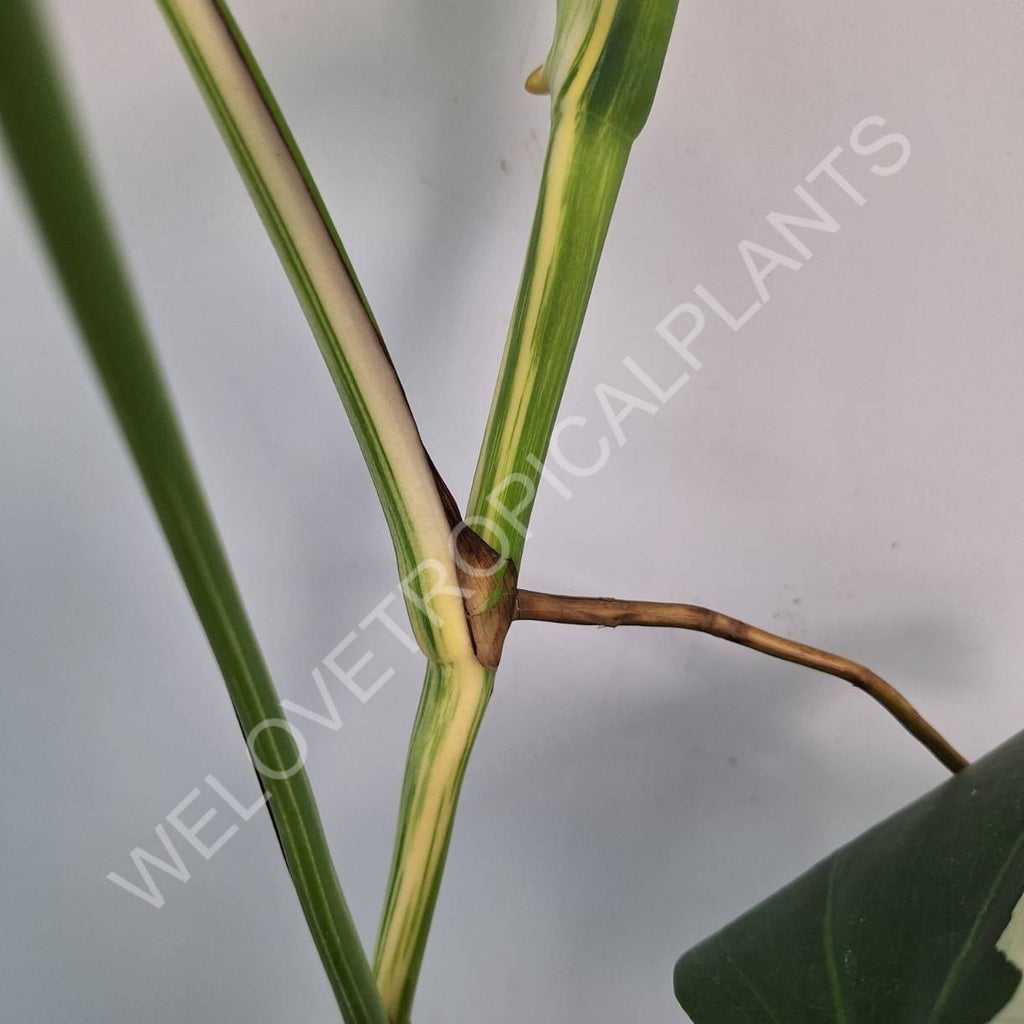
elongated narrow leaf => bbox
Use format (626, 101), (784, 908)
(674, 730), (1024, 1023)
(468, 0), (680, 565)
(156, 0), (477, 667)
(0, 4), (385, 1021)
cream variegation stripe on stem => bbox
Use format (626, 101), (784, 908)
(157, 0), (475, 667)
(374, 660), (493, 1020)
(469, 0), (680, 565)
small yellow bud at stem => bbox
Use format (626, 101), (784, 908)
(525, 63), (550, 95)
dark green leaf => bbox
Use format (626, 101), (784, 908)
(674, 731), (1024, 1023)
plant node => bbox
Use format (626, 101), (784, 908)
(452, 527), (519, 670)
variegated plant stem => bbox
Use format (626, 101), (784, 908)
(468, 0), (680, 564)
(0, 3), (387, 1021)
(373, 659), (492, 1020)
(156, 0), (476, 668)
(373, 2), (680, 1020)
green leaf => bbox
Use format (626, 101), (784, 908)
(674, 730), (1024, 1024)
(0, 4), (385, 1021)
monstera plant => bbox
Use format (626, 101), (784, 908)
(1, 1), (1021, 1021)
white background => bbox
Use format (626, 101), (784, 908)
(2, 1), (1022, 1021)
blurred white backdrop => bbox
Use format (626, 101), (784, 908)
(2, 1), (1022, 1021)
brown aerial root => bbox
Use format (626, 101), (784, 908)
(513, 589), (968, 775)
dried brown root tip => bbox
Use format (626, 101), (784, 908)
(525, 64), (550, 95)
